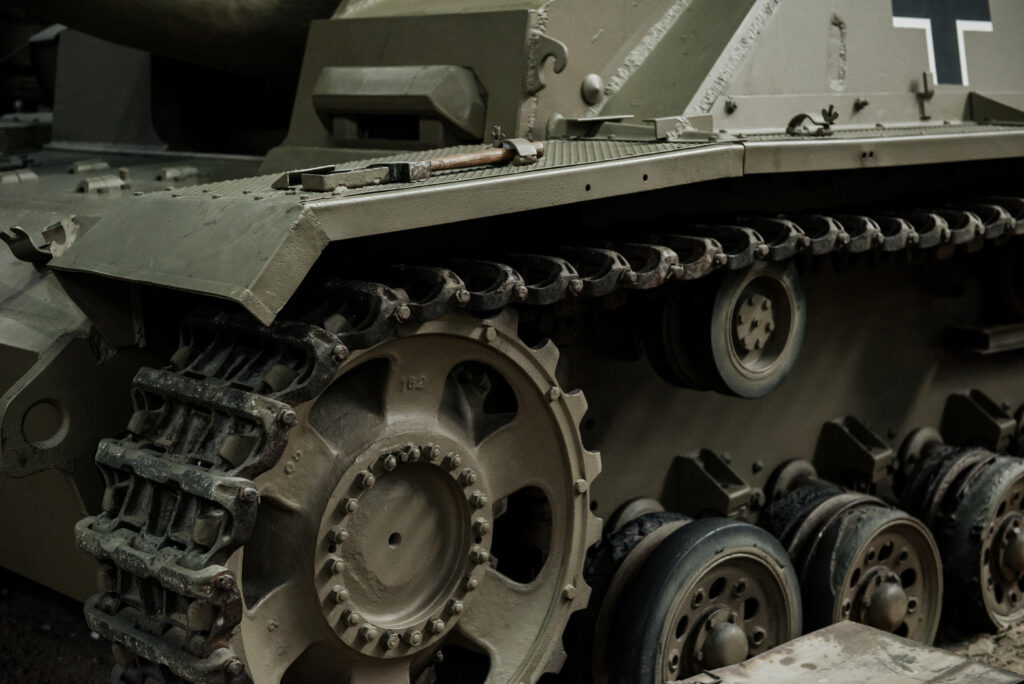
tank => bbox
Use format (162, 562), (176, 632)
(2, 1), (1024, 682)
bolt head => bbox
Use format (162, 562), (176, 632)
(405, 629), (423, 646)
(429, 618), (446, 634)
(328, 526), (349, 544)
(471, 547), (490, 564)
(382, 454), (399, 471)
(277, 409), (297, 427)
(407, 445), (422, 461)
(459, 469), (477, 486)
(224, 658), (246, 677)
(345, 610), (363, 626)
(473, 518), (491, 536)
(357, 471), (376, 489)
(470, 492), (489, 509)
(330, 558), (345, 574)
(464, 576), (480, 592)
(330, 585), (349, 604)
(332, 344), (350, 363)
(343, 498), (359, 514)
(383, 631), (400, 650)
(239, 487), (259, 503)
(547, 386), (562, 401)
(449, 600), (465, 615)
(574, 479), (589, 495)
(562, 584), (577, 601)
(360, 625), (380, 642)
(443, 453), (463, 471)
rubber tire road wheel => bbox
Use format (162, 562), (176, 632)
(707, 261), (805, 398)
(610, 517), (802, 683)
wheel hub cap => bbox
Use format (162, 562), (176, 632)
(316, 439), (493, 657)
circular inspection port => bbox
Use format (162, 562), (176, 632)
(21, 399), (69, 449)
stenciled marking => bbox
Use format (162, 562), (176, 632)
(891, 0), (992, 86)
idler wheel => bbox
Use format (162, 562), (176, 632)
(763, 485), (943, 643)
(901, 435), (1024, 631)
(644, 262), (805, 398)
(608, 518), (801, 682)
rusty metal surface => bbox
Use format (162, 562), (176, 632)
(679, 621), (1023, 684)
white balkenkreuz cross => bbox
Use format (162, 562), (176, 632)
(892, 0), (993, 86)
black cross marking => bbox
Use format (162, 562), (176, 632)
(892, 0), (992, 85)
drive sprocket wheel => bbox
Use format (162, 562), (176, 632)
(229, 312), (601, 683)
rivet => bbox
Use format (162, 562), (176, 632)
(428, 618), (446, 634)
(547, 386), (561, 401)
(268, 619), (279, 633)
(332, 344), (349, 363)
(344, 610), (363, 626)
(330, 558), (345, 574)
(464, 576), (480, 592)
(360, 625), (380, 642)
(343, 498), (359, 514)
(239, 487), (259, 503)
(328, 526), (349, 544)
(357, 471), (376, 489)
(277, 409), (297, 427)
(459, 469), (477, 486)
(470, 492), (489, 509)
(470, 547), (490, 564)
(562, 584), (577, 601)
(405, 629), (424, 646)
(574, 479), (588, 494)
(382, 631), (401, 650)
(581, 73), (605, 105)
(473, 518), (491, 536)
(330, 585), (349, 604)
(449, 599), (465, 615)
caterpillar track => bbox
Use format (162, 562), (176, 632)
(74, 195), (1024, 683)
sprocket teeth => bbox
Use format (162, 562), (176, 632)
(583, 449), (602, 481)
(531, 338), (560, 375)
(585, 510), (603, 547)
(485, 307), (520, 335)
(564, 389), (588, 423)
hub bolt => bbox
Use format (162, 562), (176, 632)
(382, 631), (400, 650)
(359, 625), (380, 642)
(330, 558), (344, 574)
(405, 630), (423, 646)
(563, 585), (577, 601)
(276, 409), (297, 427)
(574, 479), (589, 494)
(381, 454), (399, 471)
(343, 498), (359, 514)
(424, 444), (441, 460)
(443, 453), (463, 471)
(330, 585), (349, 604)
(429, 618), (446, 634)
(406, 445), (422, 461)
(464, 576), (480, 592)
(331, 344), (349, 362)
(449, 599), (465, 615)
(473, 518), (491, 536)
(344, 610), (363, 627)
(547, 386), (561, 401)
(328, 526), (349, 544)
(470, 492), (489, 509)
(459, 469), (477, 486)
(470, 547), (490, 565)
(357, 471), (376, 489)
(239, 487), (259, 503)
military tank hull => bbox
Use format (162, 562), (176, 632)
(3, 0), (1024, 682)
